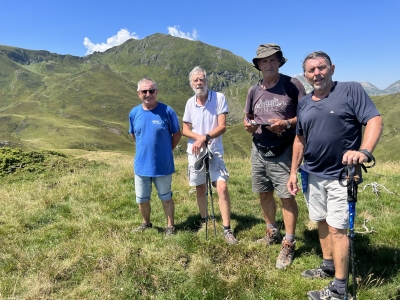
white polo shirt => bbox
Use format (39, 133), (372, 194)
(183, 90), (228, 155)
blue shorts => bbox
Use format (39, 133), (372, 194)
(134, 174), (173, 203)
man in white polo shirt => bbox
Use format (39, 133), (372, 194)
(182, 66), (238, 245)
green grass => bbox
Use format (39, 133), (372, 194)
(1, 149), (399, 299)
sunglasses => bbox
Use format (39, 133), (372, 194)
(140, 89), (156, 95)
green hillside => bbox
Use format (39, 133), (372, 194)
(0, 34), (258, 155)
(370, 92), (400, 161)
(0, 34), (399, 162)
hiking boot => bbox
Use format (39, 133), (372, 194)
(132, 222), (153, 232)
(307, 282), (351, 300)
(302, 262), (335, 279)
(165, 226), (176, 236)
(276, 237), (296, 269)
(256, 228), (282, 245)
(223, 229), (238, 245)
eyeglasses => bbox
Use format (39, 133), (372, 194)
(140, 89), (156, 95)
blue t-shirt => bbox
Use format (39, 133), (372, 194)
(297, 81), (380, 179)
(128, 102), (180, 177)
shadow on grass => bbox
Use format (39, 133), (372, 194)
(230, 212), (284, 235)
(175, 213), (219, 232)
(175, 212), (263, 234)
(297, 228), (400, 297)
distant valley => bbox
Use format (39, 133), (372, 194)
(0, 33), (399, 161)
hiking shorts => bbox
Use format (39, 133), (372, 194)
(251, 143), (292, 199)
(187, 152), (229, 186)
(134, 174), (173, 203)
(304, 173), (349, 229)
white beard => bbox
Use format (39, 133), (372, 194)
(193, 84), (208, 96)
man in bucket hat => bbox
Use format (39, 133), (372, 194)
(244, 43), (306, 268)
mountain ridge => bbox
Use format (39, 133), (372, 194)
(1, 33), (399, 161)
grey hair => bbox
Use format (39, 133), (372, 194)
(137, 77), (158, 91)
(302, 51), (333, 73)
(189, 66), (207, 82)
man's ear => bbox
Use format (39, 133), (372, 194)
(330, 64), (335, 75)
(303, 73), (310, 83)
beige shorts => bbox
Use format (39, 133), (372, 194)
(304, 173), (349, 229)
(187, 152), (229, 186)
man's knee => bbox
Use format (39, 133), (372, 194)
(280, 196), (296, 207)
(329, 226), (347, 236)
(260, 191), (275, 202)
(162, 198), (174, 207)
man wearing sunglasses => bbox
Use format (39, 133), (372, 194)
(129, 77), (181, 236)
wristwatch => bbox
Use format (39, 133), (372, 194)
(205, 134), (211, 142)
(286, 120), (291, 129)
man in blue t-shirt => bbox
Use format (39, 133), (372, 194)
(287, 51), (383, 299)
(128, 77), (181, 236)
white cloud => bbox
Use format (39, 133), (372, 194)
(83, 28), (139, 55)
(167, 25), (198, 40)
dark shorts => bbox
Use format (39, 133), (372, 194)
(251, 143), (292, 199)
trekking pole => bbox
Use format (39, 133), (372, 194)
(341, 164), (360, 300)
(339, 151), (375, 300)
(204, 149), (217, 239)
(205, 153), (209, 240)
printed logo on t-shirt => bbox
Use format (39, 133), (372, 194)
(152, 120), (163, 125)
(255, 97), (289, 114)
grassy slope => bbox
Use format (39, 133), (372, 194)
(370, 92), (400, 161)
(0, 34), (256, 155)
(1, 37), (400, 162)
(0, 150), (399, 299)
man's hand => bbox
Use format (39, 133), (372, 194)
(244, 117), (259, 134)
(342, 150), (368, 166)
(191, 136), (207, 155)
(287, 173), (300, 196)
(269, 118), (287, 135)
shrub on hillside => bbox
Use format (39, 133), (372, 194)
(0, 147), (98, 177)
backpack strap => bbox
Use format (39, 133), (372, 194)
(282, 74), (299, 109)
(248, 82), (259, 114)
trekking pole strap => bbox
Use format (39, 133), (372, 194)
(358, 149), (375, 167)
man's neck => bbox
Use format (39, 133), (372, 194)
(261, 73), (280, 89)
(312, 81), (334, 100)
(142, 101), (158, 111)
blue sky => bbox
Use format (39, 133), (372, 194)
(1, 0), (399, 90)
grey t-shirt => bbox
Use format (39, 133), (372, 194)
(244, 74), (306, 142)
